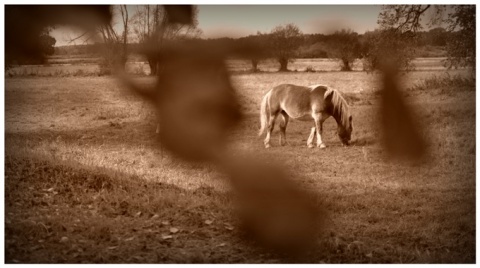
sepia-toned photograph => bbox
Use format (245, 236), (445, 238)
(3, 3), (476, 264)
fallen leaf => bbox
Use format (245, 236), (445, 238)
(161, 235), (173, 240)
(125, 237), (135, 241)
(366, 253), (373, 258)
(204, 220), (213, 225)
(59, 237), (69, 243)
(107, 246), (118, 250)
(151, 214), (160, 220)
(134, 212), (142, 217)
(170, 227), (179, 234)
(161, 221), (169, 226)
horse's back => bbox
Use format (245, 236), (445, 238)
(269, 84), (328, 119)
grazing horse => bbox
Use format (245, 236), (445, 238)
(259, 84), (353, 148)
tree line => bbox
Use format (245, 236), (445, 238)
(7, 5), (475, 73)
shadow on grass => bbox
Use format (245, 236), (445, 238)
(6, 119), (160, 150)
(4, 153), (255, 263)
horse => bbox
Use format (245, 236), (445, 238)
(258, 84), (353, 148)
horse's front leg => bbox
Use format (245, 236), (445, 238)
(307, 127), (316, 148)
(313, 113), (326, 148)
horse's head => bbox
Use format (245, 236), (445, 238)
(338, 115), (353, 145)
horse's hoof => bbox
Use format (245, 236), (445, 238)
(318, 143), (326, 149)
(307, 144), (314, 149)
(265, 144), (271, 149)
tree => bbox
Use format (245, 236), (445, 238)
(377, 5), (475, 70)
(131, 5), (201, 75)
(268, 23), (303, 72)
(96, 17), (124, 73)
(420, 27), (448, 46)
(378, 5), (433, 33)
(119, 5), (129, 69)
(444, 5), (475, 69)
(5, 5), (111, 69)
(237, 32), (270, 72)
(5, 27), (56, 68)
(361, 28), (416, 72)
(74, 6), (129, 73)
(327, 29), (362, 71)
(360, 5), (434, 72)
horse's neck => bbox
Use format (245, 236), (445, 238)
(331, 110), (344, 128)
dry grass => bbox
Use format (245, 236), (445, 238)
(4, 65), (475, 263)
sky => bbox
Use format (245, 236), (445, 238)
(197, 5), (382, 38)
(51, 5), (383, 46)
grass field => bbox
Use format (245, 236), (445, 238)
(4, 61), (476, 263)
(5, 57), (451, 77)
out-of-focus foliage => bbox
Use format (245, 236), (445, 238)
(268, 23), (303, 71)
(380, 63), (426, 160)
(130, 5), (202, 75)
(5, 5), (111, 69)
(96, 6), (128, 75)
(5, 25), (55, 67)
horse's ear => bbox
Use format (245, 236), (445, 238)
(349, 115), (352, 122)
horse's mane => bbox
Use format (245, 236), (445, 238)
(324, 87), (350, 128)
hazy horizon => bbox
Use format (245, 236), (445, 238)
(50, 5), (446, 46)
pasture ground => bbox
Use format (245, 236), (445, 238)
(4, 62), (476, 263)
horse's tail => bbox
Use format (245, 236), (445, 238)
(258, 91), (270, 136)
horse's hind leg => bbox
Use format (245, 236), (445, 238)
(279, 111), (289, 146)
(264, 112), (279, 148)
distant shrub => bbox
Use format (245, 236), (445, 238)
(73, 69), (85, 77)
(97, 62), (112, 76)
(305, 66), (315, 72)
